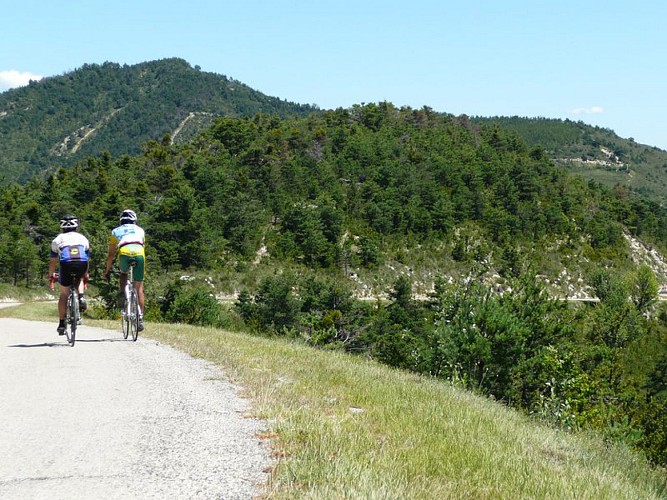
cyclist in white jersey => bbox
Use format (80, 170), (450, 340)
(48, 215), (90, 335)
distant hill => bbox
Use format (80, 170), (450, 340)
(0, 58), (316, 184)
(472, 116), (667, 204)
(4, 59), (667, 205)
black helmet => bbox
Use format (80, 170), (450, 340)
(120, 209), (137, 224)
(60, 215), (79, 230)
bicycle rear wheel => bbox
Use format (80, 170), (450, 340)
(129, 291), (139, 341)
(66, 289), (78, 346)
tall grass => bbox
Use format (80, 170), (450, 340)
(2, 303), (665, 499)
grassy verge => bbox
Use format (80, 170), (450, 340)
(2, 303), (665, 499)
(0, 283), (56, 303)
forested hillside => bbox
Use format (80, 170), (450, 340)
(4, 58), (667, 208)
(474, 116), (667, 203)
(0, 58), (315, 183)
(1, 103), (666, 467)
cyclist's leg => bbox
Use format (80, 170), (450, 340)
(57, 284), (69, 333)
(78, 292), (87, 312)
(58, 263), (73, 319)
(57, 263), (75, 333)
(57, 284), (69, 318)
(133, 280), (144, 331)
(126, 255), (145, 311)
(72, 262), (88, 312)
(132, 256), (145, 331)
(116, 273), (127, 308)
(118, 255), (132, 306)
(119, 271), (128, 293)
(134, 281), (145, 312)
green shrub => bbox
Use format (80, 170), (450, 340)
(162, 280), (225, 327)
(637, 398), (667, 467)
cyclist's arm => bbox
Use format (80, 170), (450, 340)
(103, 240), (118, 277)
(48, 255), (58, 281)
(48, 241), (59, 280)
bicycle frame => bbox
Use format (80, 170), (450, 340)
(65, 278), (80, 346)
(63, 274), (80, 346)
(120, 260), (140, 341)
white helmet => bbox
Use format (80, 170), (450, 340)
(60, 215), (79, 230)
(120, 209), (137, 224)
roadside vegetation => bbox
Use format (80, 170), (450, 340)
(2, 103), (667, 468)
(1, 302), (665, 499)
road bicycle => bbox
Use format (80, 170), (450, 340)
(50, 273), (81, 347)
(120, 259), (140, 341)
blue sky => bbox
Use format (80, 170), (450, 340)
(2, 0), (666, 150)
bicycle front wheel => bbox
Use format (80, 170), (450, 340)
(67, 289), (78, 346)
(129, 291), (139, 341)
(121, 295), (130, 340)
(120, 288), (130, 339)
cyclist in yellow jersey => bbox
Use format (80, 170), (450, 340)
(103, 209), (146, 331)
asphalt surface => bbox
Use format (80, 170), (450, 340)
(0, 314), (271, 499)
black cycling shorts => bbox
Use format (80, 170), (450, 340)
(59, 261), (88, 287)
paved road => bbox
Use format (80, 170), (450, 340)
(0, 316), (270, 499)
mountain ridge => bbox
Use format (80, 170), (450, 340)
(3, 58), (667, 206)
(471, 115), (667, 203)
(0, 58), (316, 183)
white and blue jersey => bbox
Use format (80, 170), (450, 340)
(50, 232), (90, 263)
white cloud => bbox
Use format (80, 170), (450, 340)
(569, 106), (604, 115)
(0, 70), (43, 90)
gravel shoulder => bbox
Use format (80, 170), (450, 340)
(0, 317), (271, 499)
